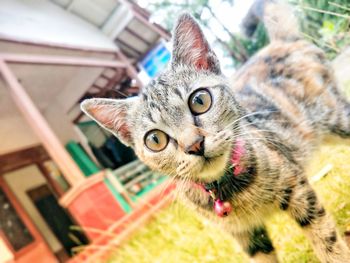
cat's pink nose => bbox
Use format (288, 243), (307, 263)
(185, 136), (205, 156)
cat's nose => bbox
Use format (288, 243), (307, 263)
(185, 136), (205, 156)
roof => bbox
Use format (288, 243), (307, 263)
(0, 0), (117, 52)
(50, 0), (171, 63)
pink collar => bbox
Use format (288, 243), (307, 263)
(231, 138), (246, 176)
(196, 139), (246, 217)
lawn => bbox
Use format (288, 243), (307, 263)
(107, 128), (350, 263)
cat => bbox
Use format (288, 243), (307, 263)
(81, 0), (350, 262)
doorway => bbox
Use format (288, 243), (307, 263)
(27, 184), (89, 258)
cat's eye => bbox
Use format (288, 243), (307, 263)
(188, 88), (212, 115)
(144, 129), (169, 152)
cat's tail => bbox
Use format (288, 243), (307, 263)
(242, 0), (300, 41)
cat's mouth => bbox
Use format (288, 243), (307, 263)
(194, 152), (229, 183)
(203, 154), (224, 165)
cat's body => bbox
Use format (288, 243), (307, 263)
(81, 1), (350, 262)
(181, 36), (350, 263)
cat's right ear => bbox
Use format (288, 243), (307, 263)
(80, 98), (136, 147)
(171, 13), (221, 74)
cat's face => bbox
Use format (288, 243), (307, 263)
(81, 14), (240, 183)
(131, 68), (239, 182)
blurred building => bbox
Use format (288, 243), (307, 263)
(0, 0), (173, 262)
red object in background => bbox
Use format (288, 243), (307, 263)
(68, 181), (175, 263)
(62, 174), (127, 240)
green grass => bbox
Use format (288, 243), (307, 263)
(107, 134), (350, 263)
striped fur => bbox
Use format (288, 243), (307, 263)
(81, 1), (350, 262)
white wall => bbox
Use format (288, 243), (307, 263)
(4, 165), (63, 253)
(43, 66), (109, 144)
(0, 115), (40, 155)
(0, 238), (14, 263)
(0, 0), (116, 51)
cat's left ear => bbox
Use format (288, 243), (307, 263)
(171, 13), (221, 74)
(80, 98), (136, 147)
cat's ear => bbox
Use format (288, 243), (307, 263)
(171, 13), (221, 74)
(80, 98), (136, 147)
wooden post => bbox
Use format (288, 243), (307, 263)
(0, 59), (85, 186)
(0, 53), (127, 68)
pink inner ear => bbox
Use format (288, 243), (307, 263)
(179, 18), (210, 70)
(89, 104), (131, 142)
(118, 122), (131, 142)
(191, 26), (209, 70)
(195, 58), (209, 70)
(90, 106), (114, 130)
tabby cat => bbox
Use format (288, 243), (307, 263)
(81, 0), (350, 262)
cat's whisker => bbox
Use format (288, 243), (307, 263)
(223, 110), (313, 134)
(112, 88), (129, 98)
(222, 110), (278, 130)
(228, 135), (284, 147)
(158, 169), (179, 196)
(226, 120), (287, 136)
(226, 129), (279, 141)
(223, 130), (288, 153)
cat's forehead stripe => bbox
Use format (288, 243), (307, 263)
(139, 67), (217, 127)
(146, 111), (156, 123)
(173, 87), (183, 99)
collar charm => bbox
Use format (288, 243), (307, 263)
(205, 187), (232, 217)
(203, 139), (245, 217)
(212, 190), (232, 217)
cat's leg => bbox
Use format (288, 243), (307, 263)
(287, 181), (350, 262)
(329, 100), (350, 138)
(325, 92), (350, 138)
(234, 225), (278, 263)
(320, 78), (350, 137)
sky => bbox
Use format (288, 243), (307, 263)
(136, 0), (255, 75)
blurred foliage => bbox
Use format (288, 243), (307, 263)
(136, 0), (249, 66)
(294, 0), (350, 59)
(241, 0), (350, 61)
(136, 0), (350, 66)
(143, 0), (234, 30)
(235, 23), (269, 59)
